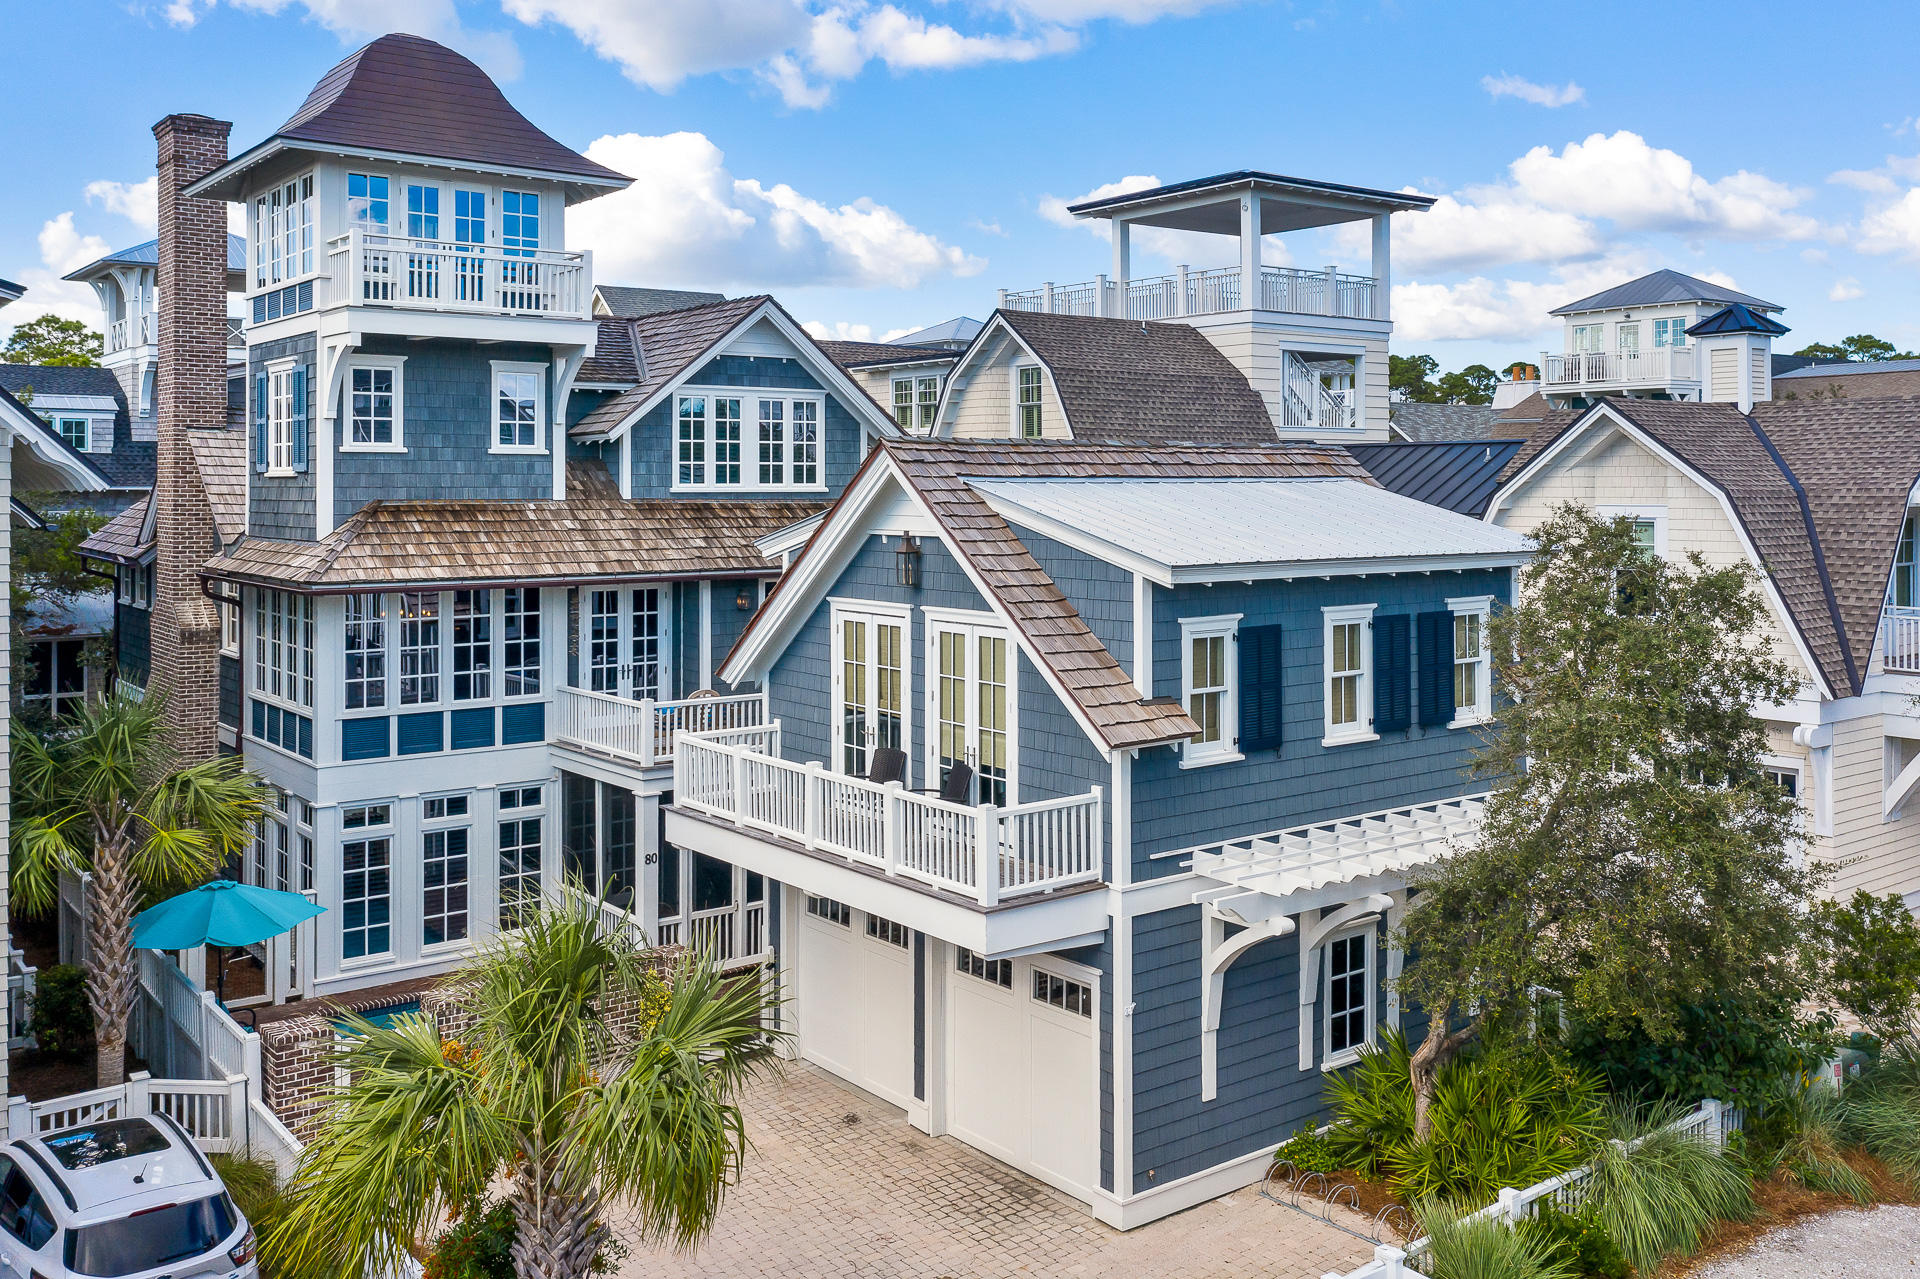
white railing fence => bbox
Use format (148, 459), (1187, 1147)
(676, 728), (1103, 906)
(1542, 346), (1697, 389)
(320, 229), (591, 320)
(1881, 604), (1920, 673)
(1324, 1245), (1430, 1279)
(553, 687), (768, 768)
(58, 869), (92, 967)
(7, 950), (36, 1052)
(1000, 263), (1377, 321)
(130, 950), (261, 1098)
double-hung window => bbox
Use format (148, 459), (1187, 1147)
(219, 600), (240, 657)
(1322, 604), (1375, 745)
(398, 592), (441, 705)
(502, 588), (541, 696)
(498, 785), (544, 929)
(1597, 505), (1667, 558)
(891, 375), (941, 431)
(1653, 317), (1686, 348)
(674, 391), (822, 491)
(345, 356), (404, 450)
(343, 593), (386, 710)
(491, 362), (545, 452)
(1015, 365), (1044, 438)
(1448, 596), (1493, 727)
(1323, 930), (1373, 1065)
(267, 359), (297, 476)
(341, 803), (393, 961)
(1181, 615), (1241, 767)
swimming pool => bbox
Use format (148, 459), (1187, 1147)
(332, 998), (421, 1034)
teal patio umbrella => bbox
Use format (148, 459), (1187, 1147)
(133, 880), (325, 1004)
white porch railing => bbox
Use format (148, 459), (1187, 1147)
(675, 728), (1103, 907)
(1542, 346), (1697, 389)
(7, 1072), (251, 1152)
(1883, 604), (1920, 673)
(1000, 264), (1377, 322)
(106, 313), (153, 354)
(7, 950), (36, 1052)
(131, 949), (261, 1093)
(319, 229), (592, 320)
(656, 902), (771, 967)
(553, 688), (769, 768)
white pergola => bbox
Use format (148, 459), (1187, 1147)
(1183, 794), (1487, 1098)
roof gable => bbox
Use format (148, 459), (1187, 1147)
(1550, 269), (1780, 316)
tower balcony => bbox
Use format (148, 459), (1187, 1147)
(999, 263), (1379, 323)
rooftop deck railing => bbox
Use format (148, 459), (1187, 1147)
(1542, 345), (1696, 389)
(1000, 264), (1378, 322)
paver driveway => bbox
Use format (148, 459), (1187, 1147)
(612, 1061), (1374, 1279)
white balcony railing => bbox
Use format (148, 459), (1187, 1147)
(553, 687), (768, 767)
(1883, 604), (1920, 673)
(1000, 264), (1377, 323)
(656, 902), (770, 967)
(319, 229), (592, 320)
(1542, 346), (1697, 389)
(675, 727), (1104, 907)
(106, 313), (153, 354)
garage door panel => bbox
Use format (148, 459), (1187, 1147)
(797, 904), (917, 1112)
(857, 934), (917, 1110)
(1027, 1014), (1096, 1194)
(948, 980), (1026, 1165)
(798, 915), (859, 1079)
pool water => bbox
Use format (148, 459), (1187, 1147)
(333, 998), (422, 1034)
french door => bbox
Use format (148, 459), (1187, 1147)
(832, 605), (907, 777)
(587, 587), (669, 701)
(927, 616), (1014, 805)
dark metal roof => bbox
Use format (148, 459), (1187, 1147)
(1065, 170), (1435, 216)
(192, 34), (629, 201)
(62, 235), (247, 281)
(816, 340), (956, 370)
(890, 317), (982, 347)
(1685, 303), (1790, 338)
(1550, 269), (1779, 316)
(0, 278), (23, 300)
(1348, 440), (1523, 518)
(594, 285), (725, 318)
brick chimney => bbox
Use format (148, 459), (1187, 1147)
(150, 113), (230, 761)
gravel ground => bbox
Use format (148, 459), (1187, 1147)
(1688, 1205), (1920, 1278)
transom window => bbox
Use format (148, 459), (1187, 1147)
(1016, 365), (1044, 438)
(1325, 932), (1372, 1060)
(1033, 969), (1094, 1018)
(492, 363), (545, 452)
(1323, 604), (1375, 745)
(346, 360), (403, 449)
(864, 913), (910, 948)
(805, 894), (850, 927)
(676, 390), (822, 491)
(956, 947), (1013, 988)
(1449, 596), (1492, 727)
(423, 795), (469, 820)
(1181, 615), (1241, 767)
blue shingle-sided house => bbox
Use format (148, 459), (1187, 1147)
(168, 33), (897, 1000)
(665, 437), (1530, 1227)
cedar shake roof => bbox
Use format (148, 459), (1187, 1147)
(203, 463), (821, 591)
(277, 35), (627, 187)
(748, 439), (1376, 750)
(80, 496), (152, 564)
(187, 428), (248, 545)
(991, 309), (1279, 445)
(570, 296), (772, 438)
(578, 317), (639, 384)
(816, 340), (956, 370)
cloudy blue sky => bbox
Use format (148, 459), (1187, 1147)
(9, 0), (1920, 370)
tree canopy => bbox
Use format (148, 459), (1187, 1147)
(1395, 505), (1819, 1135)
(1, 315), (102, 367)
(1793, 334), (1918, 363)
(1390, 353), (1502, 405)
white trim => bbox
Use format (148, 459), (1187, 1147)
(1445, 594), (1493, 728)
(923, 611), (1020, 804)
(339, 353), (407, 452)
(1595, 503), (1669, 558)
(489, 360), (548, 454)
(1179, 614), (1242, 768)
(830, 598), (914, 782)
(1132, 574), (1153, 699)
(265, 356), (298, 478)
(1086, 1144), (1274, 1231)
(698, 580), (714, 690)
(1322, 603), (1377, 746)
(669, 386), (830, 494)
(1011, 360), (1046, 439)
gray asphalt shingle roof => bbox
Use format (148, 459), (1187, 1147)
(595, 285), (725, 318)
(0, 365), (151, 490)
(1550, 269), (1780, 316)
(1388, 402), (1502, 442)
(569, 296), (772, 438)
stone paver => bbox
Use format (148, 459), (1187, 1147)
(611, 1061), (1373, 1279)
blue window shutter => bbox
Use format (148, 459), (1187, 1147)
(253, 372), (268, 473)
(1373, 614), (1411, 733)
(1237, 623), (1285, 752)
(1417, 611), (1456, 727)
(291, 365), (309, 471)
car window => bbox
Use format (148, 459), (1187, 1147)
(0, 1157), (58, 1251)
(63, 1192), (237, 1277)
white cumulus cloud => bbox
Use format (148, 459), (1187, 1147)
(568, 132), (984, 292)
(84, 177), (159, 232)
(1481, 73), (1585, 108)
(1830, 277), (1865, 301)
(1391, 254), (1656, 344)
(802, 320), (916, 342)
(166, 0), (522, 80)
(1376, 187), (1601, 274)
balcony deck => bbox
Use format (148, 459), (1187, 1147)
(552, 687), (768, 770)
(1542, 346), (1697, 394)
(1883, 604), (1920, 674)
(1000, 264), (1378, 324)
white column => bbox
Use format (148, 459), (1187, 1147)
(1111, 220), (1131, 318)
(1239, 195), (1262, 311)
(1370, 213), (1391, 321)
(698, 579), (714, 689)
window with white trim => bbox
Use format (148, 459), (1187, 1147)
(1448, 596), (1492, 727)
(864, 913), (910, 948)
(1596, 505), (1667, 558)
(1181, 615), (1241, 767)
(346, 172), (389, 230)
(253, 588), (313, 708)
(292, 796), (314, 893)
(342, 808), (393, 962)
(51, 417), (88, 452)
(421, 796), (471, 948)
(891, 374), (941, 432)
(1570, 324), (1603, 354)
(267, 359), (296, 476)
(452, 589), (492, 701)
(503, 588), (541, 696)
(1324, 930), (1373, 1063)
(1653, 317), (1687, 348)
(792, 399), (819, 486)
(1033, 969), (1094, 1017)
(398, 591), (440, 705)
(956, 947), (1013, 988)
(219, 601), (240, 658)
(1323, 604), (1375, 745)
(343, 593), (386, 710)
(805, 894), (850, 927)
(253, 172), (314, 288)
(756, 398), (786, 485)
(675, 390), (820, 491)
(492, 363), (545, 452)
(345, 358), (403, 450)
(498, 786), (543, 930)
(1015, 365), (1043, 438)
(1616, 323), (1640, 357)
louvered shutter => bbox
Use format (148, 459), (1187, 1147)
(253, 371), (269, 473)
(1417, 610), (1456, 727)
(291, 365), (309, 472)
(1373, 613), (1411, 733)
(1238, 623), (1285, 752)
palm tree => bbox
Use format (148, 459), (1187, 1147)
(11, 690), (266, 1088)
(269, 895), (776, 1279)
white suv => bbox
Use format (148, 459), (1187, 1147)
(0, 1114), (257, 1279)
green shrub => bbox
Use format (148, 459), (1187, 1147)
(1272, 1125), (1341, 1174)
(27, 964), (92, 1058)
(1818, 891), (1920, 1039)
(209, 1154), (306, 1279)
(1563, 994), (1836, 1110)
(1323, 1030), (1606, 1202)
(1842, 1036), (1920, 1184)
(1744, 1080), (1872, 1203)
(424, 1201), (515, 1279)
(1517, 1202), (1630, 1279)
(1582, 1104), (1754, 1274)
(1415, 1198), (1576, 1279)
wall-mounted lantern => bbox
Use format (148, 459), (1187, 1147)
(895, 536), (922, 588)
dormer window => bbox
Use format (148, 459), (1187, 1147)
(1896, 515), (1917, 608)
(1016, 365), (1044, 438)
(51, 416), (89, 452)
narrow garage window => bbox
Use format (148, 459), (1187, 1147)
(864, 913), (910, 948)
(806, 894), (850, 927)
(956, 947), (1012, 988)
(1032, 970), (1093, 1017)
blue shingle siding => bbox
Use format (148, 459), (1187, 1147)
(627, 356), (865, 501)
(117, 601), (151, 686)
(674, 581), (700, 697)
(248, 333), (317, 541)
(1010, 523), (1132, 673)
(706, 579), (767, 695)
(1130, 569), (1511, 880)
(1128, 905), (1391, 1190)
(333, 338), (555, 526)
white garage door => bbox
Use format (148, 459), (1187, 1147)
(947, 948), (1098, 1201)
(794, 895), (917, 1112)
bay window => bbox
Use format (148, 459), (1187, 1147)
(253, 172), (314, 288)
(253, 588), (313, 708)
(675, 390), (825, 491)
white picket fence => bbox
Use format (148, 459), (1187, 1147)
(129, 949), (261, 1092)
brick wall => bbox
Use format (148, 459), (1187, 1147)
(151, 114), (230, 761)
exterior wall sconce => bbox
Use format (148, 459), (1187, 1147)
(896, 536), (922, 588)
(736, 582), (756, 611)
